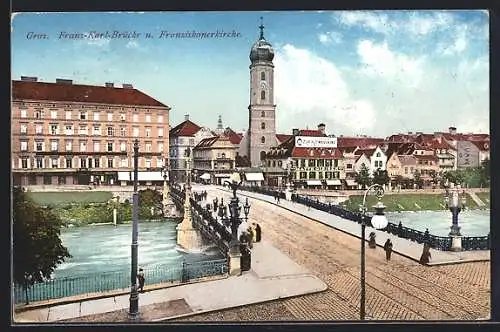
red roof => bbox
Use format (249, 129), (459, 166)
(298, 129), (325, 137)
(291, 147), (342, 159)
(170, 120), (201, 137)
(469, 140), (490, 151)
(337, 137), (385, 148)
(223, 128), (243, 145)
(276, 134), (293, 143)
(354, 148), (376, 157)
(12, 80), (168, 107)
(424, 139), (455, 150)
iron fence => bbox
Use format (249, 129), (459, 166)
(238, 187), (489, 251)
(14, 258), (227, 305)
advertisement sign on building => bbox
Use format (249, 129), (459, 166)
(295, 136), (337, 148)
(457, 141), (479, 168)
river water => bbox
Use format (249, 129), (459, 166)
(54, 220), (223, 279)
(386, 209), (490, 237)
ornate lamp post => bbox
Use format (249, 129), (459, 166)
(359, 184), (388, 320)
(444, 183), (466, 251)
(128, 139), (140, 320)
(223, 172), (244, 276)
(284, 157), (294, 201)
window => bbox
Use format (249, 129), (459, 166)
(317, 159), (324, 167)
(66, 158), (72, 168)
(43, 175), (51, 184)
(79, 141), (87, 152)
(94, 158), (100, 168)
(121, 158), (128, 167)
(347, 163), (353, 169)
(66, 111), (72, 120)
(58, 176), (66, 185)
(157, 158), (163, 168)
(158, 142), (164, 153)
(145, 158), (151, 168)
(334, 159), (338, 167)
(261, 90), (265, 100)
(145, 127), (151, 137)
(146, 114), (151, 122)
(88, 158), (93, 168)
(120, 127), (127, 136)
(35, 110), (45, 119)
(107, 126), (114, 136)
(120, 142), (127, 152)
(93, 112), (100, 121)
(145, 142), (152, 152)
(80, 158), (86, 168)
(107, 158), (114, 168)
(158, 127), (164, 137)
(107, 142), (114, 152)
(35, 141), (44, 152)
(261, 136), (265, 144)
(261, 71), (265, 80)
(79, 125), (88, 135)
(21, 158), (28, 169)
(325, 159), (332, 167)
(51, 158), (59, 168)
(20, 141), (28, 151)
(20, 110), (27, 118)
(20, 124), (28, 134)
(65, 125), (73, 135)
(50, 124), (58, 135)
(36, 157), (43, 168)
(300, 172), (307, 179)
(51, 110), (57, 119)
(80, 111), (87, 120)
(65, 140), (72, 151)
(35, 124), (43, 134)
(107, 113), (113, 121)
(261, 111), (265, 117)
(158, 115), (164, 123)
(190, 138), (195, 145)
(133, 127), (139, 137)
(93, 141), (100, 152)
(93, 125), (101, 136)
(120, 113), (126, 121)
(51, 140), (58, 151)
(133, 114), (138, 122)
(376, 152), (381, 157)
(261, 122), (266, 129)
(260, 151), (266, 161)
(308, 172), (316, 179)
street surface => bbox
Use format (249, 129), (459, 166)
(176, 186), (490, 321)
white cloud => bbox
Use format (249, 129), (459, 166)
(356, 40), (425, 87)
(274, 44), (377, 134)
(126, 40), (139, 49)
(317, 31), (342, 45)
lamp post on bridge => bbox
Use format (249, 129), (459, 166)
(284, 157), (294, 201)
(444, 183), (467, 251)
(128, 139), (140, 320)
(358, 184), (389, 320)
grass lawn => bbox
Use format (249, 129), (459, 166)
(341, 193), (481, 212)
(26, 191), (113, 206)
(475, 191), (490, 205)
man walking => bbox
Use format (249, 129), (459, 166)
(383, 239), (393, 261)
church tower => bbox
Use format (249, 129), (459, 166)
(247, 17), (277, 167)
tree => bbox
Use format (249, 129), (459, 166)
(413, 170), (423, 189)
(13, 187), (71, 303)
(429, 170), (439, 188)
(355, 163), (372, 190)
(372, 168), (390, 186)
(138, 188), (163, 219)
(479, 158), (490, 187)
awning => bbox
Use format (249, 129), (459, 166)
(214, 173), (231, 178)
(326, 180), (342, 186)
(117, 171), (165, 181)
(346, 179), (357, 186)
(200, 173), (211, 180)
(306, 180), (322, 186)
(245, 173), (264, 181)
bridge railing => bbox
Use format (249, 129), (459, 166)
(14, 258), (228, 305)
(238, 186), (489, 251)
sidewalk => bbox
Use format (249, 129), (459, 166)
(216, 187), (490, 266)
(14, 239), (327, 323)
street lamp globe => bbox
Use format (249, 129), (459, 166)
(230, 171), (241, 184)
(371, 201), (388, 230)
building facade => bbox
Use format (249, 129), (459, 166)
(192, 135), (238, 185)
(12, 77), (170, 186)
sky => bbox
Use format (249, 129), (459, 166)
(11, 11), (489, 138)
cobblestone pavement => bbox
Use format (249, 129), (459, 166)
(176, 191), (490, 322)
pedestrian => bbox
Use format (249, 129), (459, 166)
(277, 192), (281, 204)
(137, 268), (145, 292)
(255, 223), (262, 242)
(368, 232), (377, 248)
(247, 226), (254, 249)
(383, 239), (393, 261)
(419, 243), (432, 265)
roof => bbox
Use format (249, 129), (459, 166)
(276, 134), (293, 143)
(354, 148), (376, 157)
(469, 140), (490, 151)
(424, 139), (455, 150)
(337, 137), (385, 148)
(291, 147), (342, 159)
(414, 154), (438, 161)
(298, 129), (326, 137)
(340, 147), (357, 154)
(223, 127), (243, 145)
(195, 135), (233, 149)
(12, 80), (168, 108)
(398, 155), (417, 165)
(170, 120), (201, 137)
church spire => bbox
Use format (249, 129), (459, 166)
(217, 114), (223, 130)
(259, 16), (265, 40)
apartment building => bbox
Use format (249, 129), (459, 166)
(12, 77), (170, 186)
(192, 135), (237, 185)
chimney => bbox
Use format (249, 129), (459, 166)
(122, 83), (133, 89)
(184, 114), (190, 121)
(292, 128), (299, 136)
(408, 131), (413, 135)
(20, 76), (38, 82)
(105, 82), (114, 88)
(318, 123), (326, 135)
(56, 78), (73, 84)
(449, 126), (457, 134)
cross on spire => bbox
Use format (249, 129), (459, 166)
(259, 16), (265, 40)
